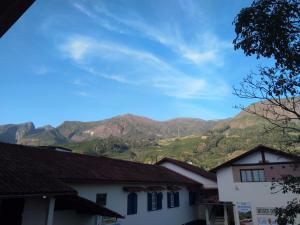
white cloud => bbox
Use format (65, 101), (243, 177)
(60, 36), (94, 61)
(75, 2), (231, 66)
(59, 34), (230, 100)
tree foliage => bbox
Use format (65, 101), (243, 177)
(233, 1), (300, 224)
(233, 0), (300, 134)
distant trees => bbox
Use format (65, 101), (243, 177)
(233, 0), (300, 224)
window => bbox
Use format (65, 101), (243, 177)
(189, 191), (196, 205)
(127, 193), (137, 215)
(167, 192), (179, 208)
(96, 193), (107, 206)
(240, 169), (266, 182)
(147, 192), (162, 211)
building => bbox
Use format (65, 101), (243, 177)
(156, 157), (230, 225)
(1, 142), (299, 225)
(0, 142), (202, 225)
(211, 145), (300, 225)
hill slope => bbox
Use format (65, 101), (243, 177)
(0, 114), (220, 145)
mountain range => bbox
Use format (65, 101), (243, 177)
(0, 114), (225, 146)
(1, 102), (298, 168)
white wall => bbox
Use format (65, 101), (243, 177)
(159, 162), (217, 188)
(22, 198), (49, 225)
(234, 152), (262, 164)
(234, 151), (291, 164)
(70, 183), (198, 225)
(216, 151), (299, 225)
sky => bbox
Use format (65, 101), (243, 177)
(0, 0), (265, 127)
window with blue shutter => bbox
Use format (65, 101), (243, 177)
(174, 192), (179, 207)
(157, 192), (162, 210)
(127, 193), (137, 215)
(167, 192), (179, 208)
(147, 192), (162, 211)
(167, 192), (171, 208)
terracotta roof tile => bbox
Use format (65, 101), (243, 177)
(0, 142), (197, 196)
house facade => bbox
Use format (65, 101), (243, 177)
(0, 142), (201, 225)
(211, 145), (300, 225)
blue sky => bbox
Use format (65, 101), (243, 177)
(0, 0), (264, 127)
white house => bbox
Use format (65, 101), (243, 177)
(0, 142), (202, 225)
(211, 145), (300, 225)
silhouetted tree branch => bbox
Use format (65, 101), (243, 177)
(233, 1), (300, 224)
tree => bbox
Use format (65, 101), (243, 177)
(233, 1), (300, 224)
(233, 0), (300, 134)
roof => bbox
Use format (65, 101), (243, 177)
(156, 157), (217, 181)
(55, 195), (124, 218)
(0, 142), (197, 197)
(0, 0), (36, 37)
(210, 145), (300, 172)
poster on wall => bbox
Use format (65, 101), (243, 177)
(237, 202), (253, 225)
(256, 207), (278, 225)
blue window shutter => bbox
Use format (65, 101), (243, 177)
(167, 192), (171, 208)
(174, 192), (179, 207)
(127, 193), (137, 215)
(133, 193), (137, 214)
(147, 193), (152, 211)
(157, 192), (162, 210)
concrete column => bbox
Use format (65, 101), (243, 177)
(233, 204), (239, 225)
(224, 205), (229, 225)
(205, 206), (210, 225)
(46, 198), (55, 225)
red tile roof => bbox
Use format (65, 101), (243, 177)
(0, 142), (197, 197)
(156, 157), (217, 181)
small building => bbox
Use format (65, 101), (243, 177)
(211, 145), (300, 225)
(156, 157), (230, 225)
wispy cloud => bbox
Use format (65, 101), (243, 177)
(59, 35), (230, 99)
(71, 1), (231, 66)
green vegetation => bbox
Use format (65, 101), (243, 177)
(62, 120), (300, 169)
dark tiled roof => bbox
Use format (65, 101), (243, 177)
(210, 145), (300, 172)
(156, 157), (217, 181)
(0, 142), (196, 196)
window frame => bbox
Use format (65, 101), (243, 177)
(151, 192), (157, 210)
(167, 191), (179, 208)
(147, 192), (162, 211)
(240, 169), (266, 182)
